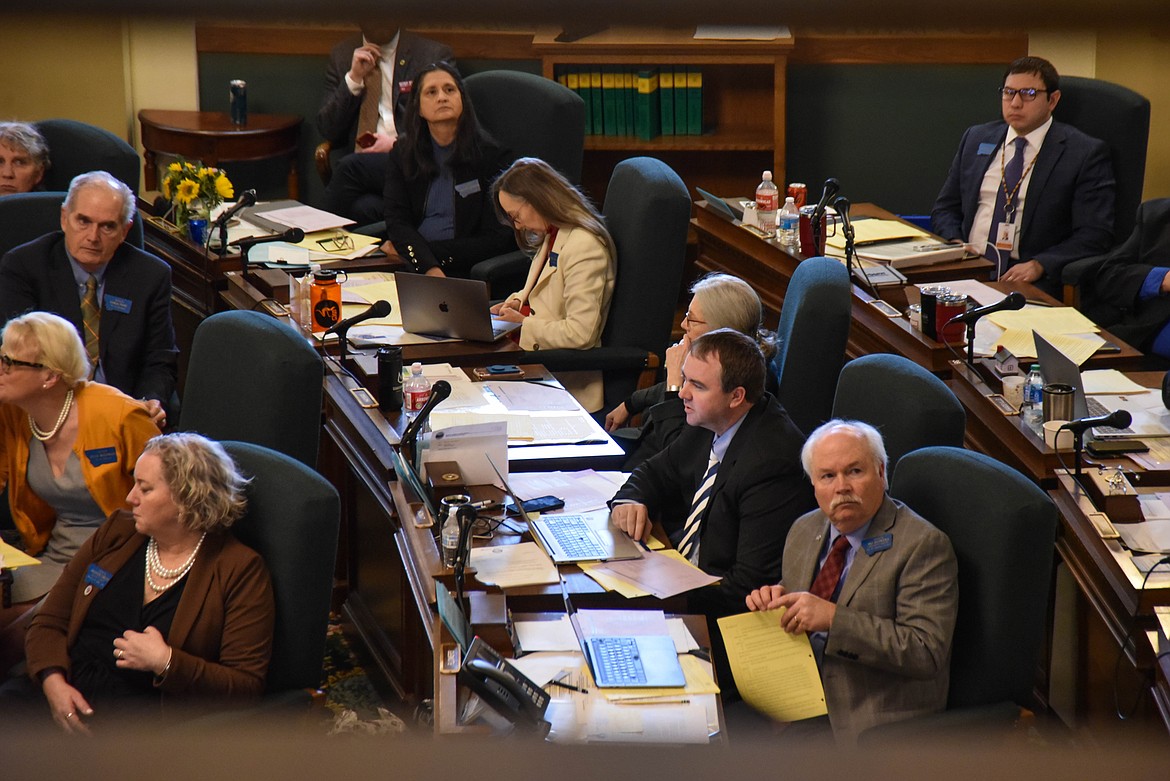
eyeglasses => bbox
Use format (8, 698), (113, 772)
(0, 353), (45, 371)
(316, 231), (355, 253)
(502, 200), (529, 228)
(682, 311), (707, 327)
(999, 87), (1051, 102)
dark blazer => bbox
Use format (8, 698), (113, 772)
(781, 496), (958, 744)
(383, 135), (516, 275)
(315, 31), (455, 152)
(931, 120), (1115, 286)
(26, 510), (275, 702)
(1086, 198), (1170, 351)
(612, 393), (814, 618)
(0, 232), (178, 405)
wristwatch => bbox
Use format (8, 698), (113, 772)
(667, 384), (681, 394)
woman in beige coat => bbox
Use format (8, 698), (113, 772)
(490, 158), (616, 412)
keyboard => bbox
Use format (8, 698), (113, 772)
(589, 637), (647, 685)
(541, 515), (608, 560)
(1085, 396), (1136, 436)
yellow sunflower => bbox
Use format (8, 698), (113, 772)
(174, 179), (200, 205)
(167, 162), (182, 173)
(214, 173), (234, 201)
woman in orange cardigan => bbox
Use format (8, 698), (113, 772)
(0, 311), (158, 668)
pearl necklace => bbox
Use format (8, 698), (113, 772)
(28, 388), (74, 442)
(145, 533), (206, 593)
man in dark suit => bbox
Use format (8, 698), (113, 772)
(747, 420), (958, 744)
(1085, 198), (1170, 358)
(316, 24), (455, 225)
(931, 56), (1115, 297)
(611, 328), (813, 620)
(0, 171), (176, 427)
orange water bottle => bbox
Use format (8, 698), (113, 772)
(310, 269), (343, 333)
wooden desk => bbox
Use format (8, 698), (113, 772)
(692, 200), (996, 374)
(1050, 472), (1170, 732)
(951, 366), (1158, 486)
(138, 109), (303, 199)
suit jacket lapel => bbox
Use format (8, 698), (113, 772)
(49, 241), (84, 328)
(1020, 123), (1067, 239)
(166, 532), (226, 649)
(837, 496), (897, 606)
(98, 246), (131, 347)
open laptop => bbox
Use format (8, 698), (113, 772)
(1033, 332), (1169, 438)
(394, 272), (522, 342)
(488, 458), (643, 564)
(695, 186), (745, 221)
(561, 581), (685, 689)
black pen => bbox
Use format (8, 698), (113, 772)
(547, 678), (587, 694)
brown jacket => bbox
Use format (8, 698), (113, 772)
(26, 510), (275, 701)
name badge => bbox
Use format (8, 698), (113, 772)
(85, 447), (118, 467)
(977, 142), (997, 156)
(104, 295), (132, 314)
(454, 179), (481, 198)
(994, 221), (1016, 252)
(84, 563), (113, 591)
(862, 533), (893, 556)
(398, 78), (412, 93)
(548, 251), (559, 268)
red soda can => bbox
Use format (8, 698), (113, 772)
(787, 182), (807, 208)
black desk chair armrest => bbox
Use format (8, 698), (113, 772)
(512, 346), (652, 373)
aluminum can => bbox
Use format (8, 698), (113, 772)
(787, 182), (807, 208)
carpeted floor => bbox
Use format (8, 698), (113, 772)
(318, 614), (408, 736)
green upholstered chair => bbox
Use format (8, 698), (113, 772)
(34, 118), (141, 193)
(770, 257), (852, 437)
(221, 441), (339, 700)
(831, 353), (966, 470)
(0, 192), (144, 259)
(861, 446), (1058, 741)
(512, 156), (691, 413)
(178, 311), (324, 468)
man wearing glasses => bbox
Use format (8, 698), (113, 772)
(0, 171), (176, 428)
(931, 56), (1115, 297)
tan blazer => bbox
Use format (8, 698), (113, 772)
(780, 496), (958, 744)
(508, 226), (615, 412)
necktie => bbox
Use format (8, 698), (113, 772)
(678, 449), (719, 560)
(355, 66), (383, 150)
(809, 534), (851, 602)
(986, 136), (1028, 274)
(81, 275), (100, 375)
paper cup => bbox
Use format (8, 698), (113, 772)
(1002, 376), (1025, 410)
(1043, 420), (1074, 451)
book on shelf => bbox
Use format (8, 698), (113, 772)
(686, 67), (703, 135)
(659, 69), (675, 135)
(635, 68), (661, 140)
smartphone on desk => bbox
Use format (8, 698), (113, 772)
(505, 495), (565, 514)
(473, 364), (525, 380)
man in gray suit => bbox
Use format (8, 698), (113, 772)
(745, 420), (958, 744)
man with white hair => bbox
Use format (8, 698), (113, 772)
(0, 171), (176, 426)
(745, 419), (958, 744)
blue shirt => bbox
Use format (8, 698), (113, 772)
(1140, 267), (1170, 359)
(417, 140), (456, 243)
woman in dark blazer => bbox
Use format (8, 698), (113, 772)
(382, 62), (516, 277)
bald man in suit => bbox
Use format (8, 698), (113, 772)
(746, 420), (957, 745)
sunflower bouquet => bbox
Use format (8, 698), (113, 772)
(161, 159), (234, 230)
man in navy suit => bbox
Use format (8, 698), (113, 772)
(611, 328), (813, 620)
(317, 23), (455, 225)
(931, 56), (1115, 297)
(0, 171), (176, 427)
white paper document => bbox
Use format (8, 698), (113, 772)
(421, 421), (508, 486)
(468, 543), (559, 588)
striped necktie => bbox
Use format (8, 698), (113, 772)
(986, 136), (1028, 275)
(809, 534), (851, 602)
(678, 449), (719, 561)
(81, 275), (100, 375)
(355, 67), (383, 150)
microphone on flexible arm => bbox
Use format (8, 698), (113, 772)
(832, 195), (865, 285)
(212, 189), (257, 255)
(811, 177), (840, 255)
(229, 227), (305, 278)
(401, 380), (453, 471)
(1062, 409), (1133, 479)
(453, 502), (479, 612)
(942, 291), (1027, 367)
(327, 300), (392, 370)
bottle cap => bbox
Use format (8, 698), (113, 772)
(762, 170), (773, 181)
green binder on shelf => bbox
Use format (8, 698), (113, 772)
(601, 65), (619, 136)
(673, 66), (689, 137)
(623, 68), (635, 137)
(687, 67), (703, 135)
(659, 68), (674, 135)
(635, 68), (661, 141)
(570, 67), (591, 135)
(590, 66), (604, 136)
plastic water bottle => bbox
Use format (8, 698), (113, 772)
(441, 507), (461, 568)
(1023, 363), (1043, 424)
(404, 362), (431, 418)
(778, 195), (800, 245)
(755, 170), (779, 237)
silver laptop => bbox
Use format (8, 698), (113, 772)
(488, 458), (643, 564)
(1033, 331), (1168, 439)
(394, 272), (522, 342)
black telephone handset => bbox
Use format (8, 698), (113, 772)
(459, 637), (551, 735)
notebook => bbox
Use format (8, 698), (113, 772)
(561, 582), (685, 689)
(394, 272), (522, 342)
(488, 458), (643, 564)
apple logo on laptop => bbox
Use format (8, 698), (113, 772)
(439, 301), (449, 313)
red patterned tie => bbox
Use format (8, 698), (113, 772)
(809, 534), (850, 602)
